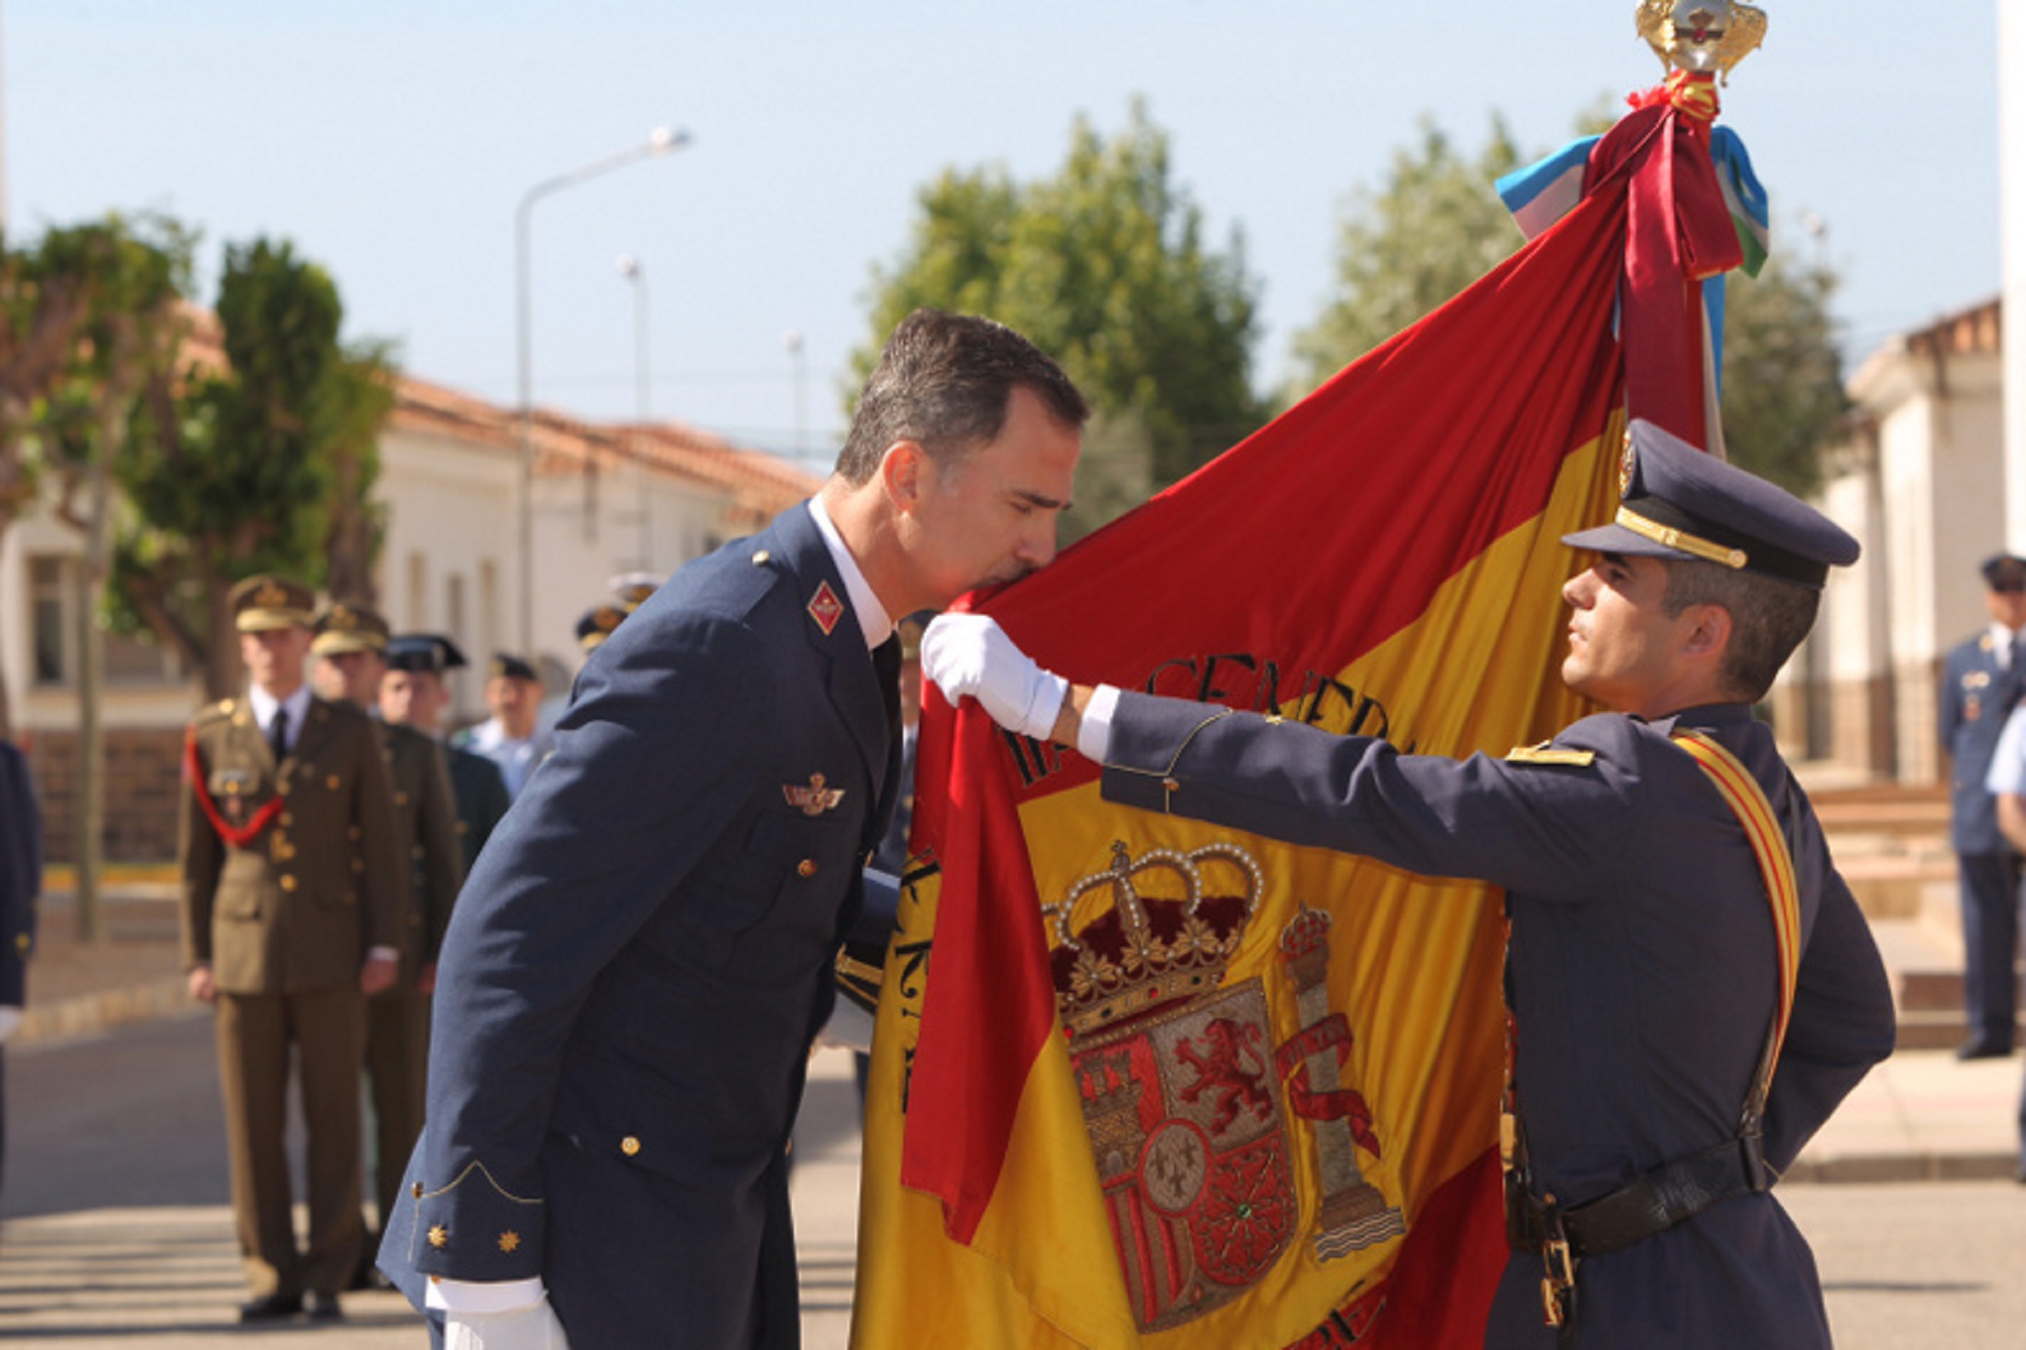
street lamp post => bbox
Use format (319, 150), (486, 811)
(617, 253), (652, 569)
(514, 126), (690, 653)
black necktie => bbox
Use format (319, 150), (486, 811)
(269, 706), (290, 761)
(873, 636), (902, 737)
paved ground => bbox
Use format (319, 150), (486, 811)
(6, 884), (2023, 1347)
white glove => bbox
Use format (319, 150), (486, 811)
(0, 1007), (20, 1044)
(445, 1296), (571, 1350)
(921, 614), (1067, 741)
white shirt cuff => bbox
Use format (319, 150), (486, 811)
(368, 945), (401, 964)
(1078, 684), (1122, 764)
(426, 1276), (547, 1314)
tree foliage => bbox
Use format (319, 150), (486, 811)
(1291, 117), (1524, 395)
(1290, 115), (1846, 494)
(0, 215), (192, 738)
(857, 101), (1267, 534)
(116, 237), (396, 698)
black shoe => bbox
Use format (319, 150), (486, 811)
(306, 1292), (344, 1322)
(1954, 1038), (2013, 1061)
(238, 1292), (304, 1322)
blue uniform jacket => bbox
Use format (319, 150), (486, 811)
(381, 504), (898, 1348)
(1940, 632), (2025, 853)
(1103, 693), (1895, 1349)
(0, 743), (39, 1010)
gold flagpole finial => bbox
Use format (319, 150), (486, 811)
(1635, 1), (1767, 84)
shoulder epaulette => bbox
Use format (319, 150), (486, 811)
(1505, 742), (1597, 767)
(193, 698), (238, 725)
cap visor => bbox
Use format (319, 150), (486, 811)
(1560, 522), (1688, 560)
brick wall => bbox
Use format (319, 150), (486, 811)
(26, 728), (186, 864)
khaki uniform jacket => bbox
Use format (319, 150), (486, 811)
(379, 722), (464, 987)
(179, 694), (407, 994)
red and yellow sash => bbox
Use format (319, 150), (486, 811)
(1670, 729), (1801, 1077)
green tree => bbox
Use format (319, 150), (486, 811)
(1717, 252), (1845, 497)
(857, 101), (1267, 534)
(1291, 115), (1847, 494)
(1291, 116), (1524, 395)
(115, 237), (396, 699)
(5, 215), (192, 937)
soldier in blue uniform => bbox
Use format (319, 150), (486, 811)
(927, 420), (1896, 1348)
(1939, 552), (2026, 1059)
(379, 309), (1087, 1349)
(0, 738), (39, 1209)
(381, 635), (512, 877)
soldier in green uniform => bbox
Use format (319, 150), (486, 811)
(380, 634), (511, 876)
(312, 603), (463, 1286)
(179, 575), (408, 1323)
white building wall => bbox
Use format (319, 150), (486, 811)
(375, 423), (521, 724)
(2001, 1), (2026, 550)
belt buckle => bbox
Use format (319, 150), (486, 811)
(1538, 1194), (1578, 1329)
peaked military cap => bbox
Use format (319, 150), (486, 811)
(1980, 553), (2026, 590)
(609, 571), (661, 612)
(577, 604), (628, 652)
(311, 602), (391, 655)
(490, 652), (540, 683)
(386, 633), (469, 675)
(1562, 419), (1860, 589)
(229, 574), (316, 633)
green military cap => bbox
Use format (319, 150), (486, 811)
(577, 604), (628, 653)
(311, 602), (392, 656)
(229, 574), (316, 633)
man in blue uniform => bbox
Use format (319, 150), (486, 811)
(927, 420), (1896, 1348)
(380, 635), (512, 877)
(380, 309), (1087, 1348)
(1939, 552), (2026, 1059)
(0, 738), (39, 1209)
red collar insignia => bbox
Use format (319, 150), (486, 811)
(807, 581), (845, 636)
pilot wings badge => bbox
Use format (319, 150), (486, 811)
(784, 773), (846, 816)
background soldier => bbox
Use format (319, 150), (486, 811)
(1939, 552), (2026, 1059)
(179, 575), (406, 1323)
(381, 634), (511, 876)
(312, 603), (463, 1286)
(454, 654), (554, 799)
(0, 739), (39, 1210)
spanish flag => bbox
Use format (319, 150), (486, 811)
(853, 121), (1694, 1347)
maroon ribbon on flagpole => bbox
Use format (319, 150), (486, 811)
(1586, 70), (1743, 448)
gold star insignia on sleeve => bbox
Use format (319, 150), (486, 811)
(427, 1224), (449, 1250)
(498, 1230), (521, 1254)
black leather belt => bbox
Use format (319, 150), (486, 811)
(1508, 1132), (1775, 1260)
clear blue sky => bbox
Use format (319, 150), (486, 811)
(5, 2), (2002, 473)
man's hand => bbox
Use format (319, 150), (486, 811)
(920, 614), (1067, 741)
(445, 1297), (571, 1350)
(418, 960), (438, 995)
(360, 951), (399, 996)
(187, 965), (217, 1004)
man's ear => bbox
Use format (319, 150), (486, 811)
(1679, 602), (1732, 664)
(880, 440), (925, 513)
